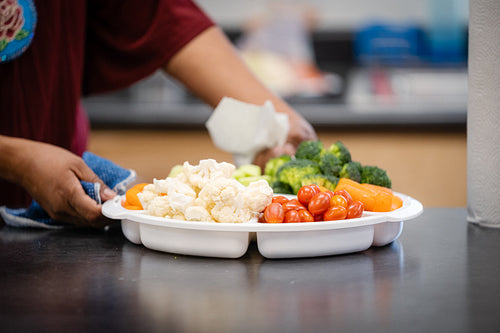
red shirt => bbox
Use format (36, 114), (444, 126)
(0, 0), (214, 207)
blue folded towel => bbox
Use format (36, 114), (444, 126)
(0, 152), (136, 229)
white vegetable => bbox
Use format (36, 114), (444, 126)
(182, 159), (235, 190)
(185, 206), (215, 222)
(137, 184), (157, 210)
(141, 159), (273, 223)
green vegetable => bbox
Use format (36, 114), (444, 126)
(294, 140), (325, 163)
(237, 175), (272, 186)
(361, 165), (392, 188)
(339, 161), (363, 183)
(270, 180), (294, 194)
(168, 165), (184, 178)
(326, 141), (351, 165)
(319, 152), (342, 177)
(233, 164), (274, 186)
(233, 164), (262, 179)
(301, 174), (339, 191)
(264, 154), (292, 181)
(276, 159), (321, 194)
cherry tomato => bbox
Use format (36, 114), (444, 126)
(324, 190), (335, 199)
(297, 185), (318, 206)
(324, 206), (348, 221)
(330, 195), (348, 209)
(283, 198), (306, 212)
(308, 192), (331, 215)
(272, 196), (289, 205)
(334, 190), (353, 207)
(347, 201), (364, 219)
(309, 184), (321, 194)
(298, 209), (314, 222)
(313, 213), (324, 222)
(264, 203), (285, 223)
(284, 210), (301, 223)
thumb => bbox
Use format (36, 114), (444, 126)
(99, 184), (117, 202)
(77, 164), (116, 202)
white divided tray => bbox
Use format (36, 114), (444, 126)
(102, 192), (423, 259)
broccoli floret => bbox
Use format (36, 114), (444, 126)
(295, 140), (325, 163)
(326, 141), (352, 165)
(276, 159), (321, 194)
(270, 180), (294, 194)
(319, 152), (342, 177)
(339, 161), (363, 182)
(264, 154), (292, 180)
(361, 165), (392, 188)
(301, 174), (339, 191)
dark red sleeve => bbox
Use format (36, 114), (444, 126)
(82, 0), (214, 95)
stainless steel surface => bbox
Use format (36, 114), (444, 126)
(1, 208), (499, 332)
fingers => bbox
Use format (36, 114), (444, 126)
(68, 189), (108, 226)
(253, 143), (296, 169)
(53, 161), (116, 228)
(73, 161), (117, 202)
(45, 185), (113, 228)
(286, 112), (318, 146)
(100, 186), (117, 202)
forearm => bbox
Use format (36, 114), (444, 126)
(164, 26), (295, 116)
(0, 135), (28, 185)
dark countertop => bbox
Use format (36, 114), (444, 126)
(1, 208), (499, 333)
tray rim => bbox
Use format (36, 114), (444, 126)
(102, 191), (423, 233)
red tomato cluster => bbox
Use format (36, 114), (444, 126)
(261, 185), (364, 223)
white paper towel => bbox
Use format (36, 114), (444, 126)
(467, 0), (500, 227)
(206, 97), (289, 167)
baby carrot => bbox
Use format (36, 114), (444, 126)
(122, 183), (149, 210)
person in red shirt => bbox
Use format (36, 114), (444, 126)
(0, 0), (317, 227)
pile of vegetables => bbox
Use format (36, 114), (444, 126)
(261, 184), (364, 223)
(260, 179), (403, 223)
(265, 140), (392, 195)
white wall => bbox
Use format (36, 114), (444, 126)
(197, 0), (468, 31)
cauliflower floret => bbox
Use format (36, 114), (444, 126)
(140, 159), (271, 223)
(236, 179), (273, 213)
(197, 177), (244, 208)
(137, 184), (157, 210)
(155, 177), (197, 214)
(210, 205), (257, 224)
(185, 206), (215, 222)
(147, 196), (175, 217)
(182, 159), (236, 190)
(172, 213), (186, 221)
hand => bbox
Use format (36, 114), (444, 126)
(13, 140), (116, 228)
(253, 110), (317, 169)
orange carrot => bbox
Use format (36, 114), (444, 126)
(391, 195), (403, 210)
(122, 183), (149, 210)
(335, 178), (377, 211)
(361, 183), (393, 195)
(335, 178), (395, 212)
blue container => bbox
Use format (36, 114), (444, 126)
(354, 23), (425, 67)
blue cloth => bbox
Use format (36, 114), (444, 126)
(0, 152), (136, 229)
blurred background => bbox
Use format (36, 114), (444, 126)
(85, 0), (468, 207)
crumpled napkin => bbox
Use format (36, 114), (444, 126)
(0, 152), (136, 229)
(206, 97), (290, 166)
